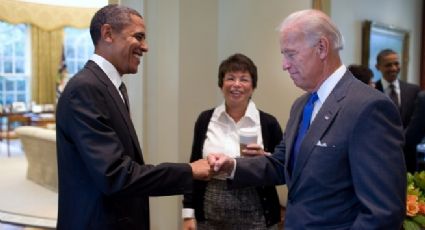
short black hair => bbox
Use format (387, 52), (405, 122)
(348, 64), (373, 85)
(376, 49), (397, 65)
(218, 53), (257, 89)
(90, 4), (142, 46)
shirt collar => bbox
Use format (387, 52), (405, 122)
(90, 54), (122, 89)
(316, 64), (346, 103)
(381, 77), (400, 90)
(212, 100), (259, 124)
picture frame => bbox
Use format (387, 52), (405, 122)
(362, 20), (410, 82)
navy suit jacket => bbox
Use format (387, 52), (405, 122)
(231, 72), (406, 229)
(404, 91), (425, 170)
(375, 79), (420, 128)
(56, 61), (193, 230)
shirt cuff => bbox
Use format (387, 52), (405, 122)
(228, 158), (237, 179)
(182, 208), (195, 219)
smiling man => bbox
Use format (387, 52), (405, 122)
(374, 49), (420, 130)
(374, 49), (420, 172)
(55, 4), (212, 230)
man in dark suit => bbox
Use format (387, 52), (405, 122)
(209, 9), (406, 229)
(374, 49), (420, 129)
(374, 49), (420, 172)
(56, 5), (211, 230)
(405, 91), (425, 170)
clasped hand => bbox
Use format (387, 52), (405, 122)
(191, 144), (268, 180)
(207, 144), (264, 176)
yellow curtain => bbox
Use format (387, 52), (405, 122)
(31, 26), (63, 104)
(0, 0), (97, 31)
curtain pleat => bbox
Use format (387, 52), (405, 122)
(31, 26), (63, 104)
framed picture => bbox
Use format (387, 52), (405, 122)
(362, 20), (410, 82)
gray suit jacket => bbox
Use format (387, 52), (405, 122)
(232, 71), (406, 229)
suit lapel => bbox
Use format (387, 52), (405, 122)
(289, 72), (352, 187)
(86, 61), (144, 162)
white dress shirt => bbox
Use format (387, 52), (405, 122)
(90, 54), (126, 103)
(182, 100), (264, 219)
(380, 77), (401, 107)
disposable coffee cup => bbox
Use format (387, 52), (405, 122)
(239, 127), (258, 156)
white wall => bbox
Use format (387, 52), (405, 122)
(331, 0), (423, 84)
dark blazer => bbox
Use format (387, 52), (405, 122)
(56, 61), (193, 230)
(376, 79), (420, 172)
(232, 71), (406, 229)
(183, 108), (283, 227)
(375, 79), (420, 128)
(404, 91), (425, 171)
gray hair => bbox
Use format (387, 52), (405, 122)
(278, 9), (344, 51)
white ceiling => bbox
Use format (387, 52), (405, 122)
(18, 0), (108, 8)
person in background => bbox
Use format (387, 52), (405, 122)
(55, 5), (211, 230)
(405, 91), (425, 171)
(374, 49), (420, 128)
(56, 64), (69, 101)
(347, 64), (374, 87)
(374, 49), (420, 172)
(182, 53), (283, 230)
(209, 9), (406, 229)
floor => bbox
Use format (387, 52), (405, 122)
(0, 139), (54, 230)
(0, 222), (50, 230)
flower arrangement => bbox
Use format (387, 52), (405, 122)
(404, 171), (425, 230)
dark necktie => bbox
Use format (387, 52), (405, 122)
(289, 92), (319, 174)
(389, 84), (399, 107)
(119, 83), (130, 112)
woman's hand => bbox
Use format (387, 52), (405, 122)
(182, 218), (196, 230)
(241, 143), (271, 157)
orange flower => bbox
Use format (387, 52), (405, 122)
(418, 201), (425, 215)
(407, 195), (419, 217)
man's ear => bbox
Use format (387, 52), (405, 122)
(316, 36), (329, 59)
(100, 24), (113, 43)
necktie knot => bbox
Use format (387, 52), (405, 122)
(308, 92), (319, 106)
(119, 83), (130, 111)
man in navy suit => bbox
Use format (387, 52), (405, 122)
(374, 49), (420, 172)
(209, 9), (406, 229)
(375, 49), (420, 129)
(56, 5), (211, 230)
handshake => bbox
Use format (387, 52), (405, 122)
(189, 153), (234, 180)
(190, 144), (268, 180)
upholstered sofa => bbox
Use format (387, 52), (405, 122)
(15, 126), (57, 192)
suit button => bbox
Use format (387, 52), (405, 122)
(263, 197), (267, 201)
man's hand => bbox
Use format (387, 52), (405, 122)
(207, 153), (235, 176)
(190, 159), (212, 180)
(182, 218), (196, 230)
(241, 143), (271, 157)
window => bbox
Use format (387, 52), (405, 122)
(0, 24), (94, 107)
(0, 21), (30, 106)
(64, 27), (94, 75)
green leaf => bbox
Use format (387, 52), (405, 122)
(413, 215), (425, 226)
(404, 219), (421, 230)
